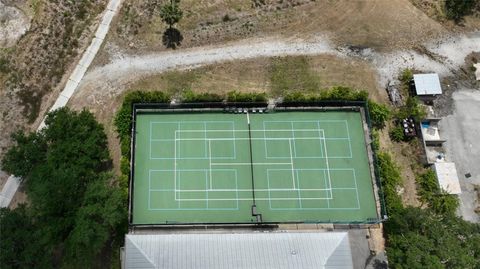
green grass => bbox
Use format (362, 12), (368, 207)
(132, 110), (378, 224)
(269, 56), (320, 95)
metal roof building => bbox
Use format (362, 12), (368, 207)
(413, 73), (442, 96)
(124, 232), (354, 269)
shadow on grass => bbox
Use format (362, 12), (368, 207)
(162, 27), (183, 49)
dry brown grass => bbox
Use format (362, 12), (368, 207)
(109, 0), (448, 53)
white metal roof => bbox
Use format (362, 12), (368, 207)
(413, 73), (442, 95)
(434, 162), (462, 195)
(125, 232), (353, 269)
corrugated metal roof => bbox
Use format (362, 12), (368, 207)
(413, 73), (442, 95)
(125, 232), (353, 269)
(434, 162), (462, 195)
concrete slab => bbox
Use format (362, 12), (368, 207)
(95, 22), (110, 39)
(61, 79), (80, 99)
(69, 64), (88, 84)
(0, 176), (21, 207)
(439, 90), (480, 222)
(101, 10), (115, 26)
(78, 51), (97, 69)
(87, 37), (105, 54)
(107, 0), (122, 11)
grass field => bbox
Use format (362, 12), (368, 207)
(131, 110), (378, 224)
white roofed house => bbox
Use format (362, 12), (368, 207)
(412, 73), (443, 102)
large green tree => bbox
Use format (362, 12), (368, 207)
(1, 107), (126, 268)
(386, 207), (480, 268)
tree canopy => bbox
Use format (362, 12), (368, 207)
(159, 0), (183, 27)
(0, 107), (126, 268)
(445, 0), (476, 22)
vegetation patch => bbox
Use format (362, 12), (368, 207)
(0, 107), (127, 268)
(4, 0), (107, 123)
(269, 56), (320, 95)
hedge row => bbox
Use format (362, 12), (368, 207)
(114, 91), (170, 159)
(283, 86), (368, 102)
(377, 152), (404, 215)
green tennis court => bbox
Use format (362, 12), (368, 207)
(131, 110), (379, 224)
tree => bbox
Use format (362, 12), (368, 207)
(445, 0), (476, 22)
(64, 174), (127, 267)
(0, 205), (52, 269)
(160, 0), (183, 28)
(386, 207), (480, 268)
(1, 107), (126, 268)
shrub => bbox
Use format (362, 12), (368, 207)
(400, 68), (413, 85)
(226, 91), (267, 102)
(416, 169), (459, 215)
(377, 152), (404, 214)
(445, 0), (476, 21)
(283, 87), (368, 103)
(114, 90), (170, 158)
(368, 100), (390, 129)
(389, 126), (405, 142)
(397, 96), (426, 122)
(182, 90), (223, 103)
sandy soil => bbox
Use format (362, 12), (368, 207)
(0, 1), (30, 48)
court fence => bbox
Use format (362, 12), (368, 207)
(128, 101), (388, 227)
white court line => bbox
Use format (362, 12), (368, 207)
(174, 124), (178, 201)
(149, 121), (153, 159)
(205, 170), (208, 209)
(296, 170), (302, 208)
(316, 121), (324, 158)
(320, 129), (333, 199)
(345, 121), (353, 158)
(204, 122), (207, 158)
(353, 169), (361, 208)
(291, 122), (297, 157)
(148, 170), (151, 210)
(232, 123), (237, 158)
(174, 128), (325, 132)
(154, 188), (355, 192)
(323, 170), (330, 208)
(211, 162), (292, 165)
(209, 140), (212, 190)
(289, 139), (295, 189)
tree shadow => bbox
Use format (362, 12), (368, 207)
(162, 27), (183, 49)
(372, 259), (388, 269)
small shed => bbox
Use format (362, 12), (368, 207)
(434, 162), (461, 195)
(413, 74), (442, 100)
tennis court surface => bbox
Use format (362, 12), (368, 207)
(131, 110), (379, 225)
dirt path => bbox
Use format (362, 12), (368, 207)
(74, 31), (480, 107)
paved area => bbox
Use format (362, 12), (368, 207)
(439, 90), (480, 223)
(0, 0), (124, 208)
